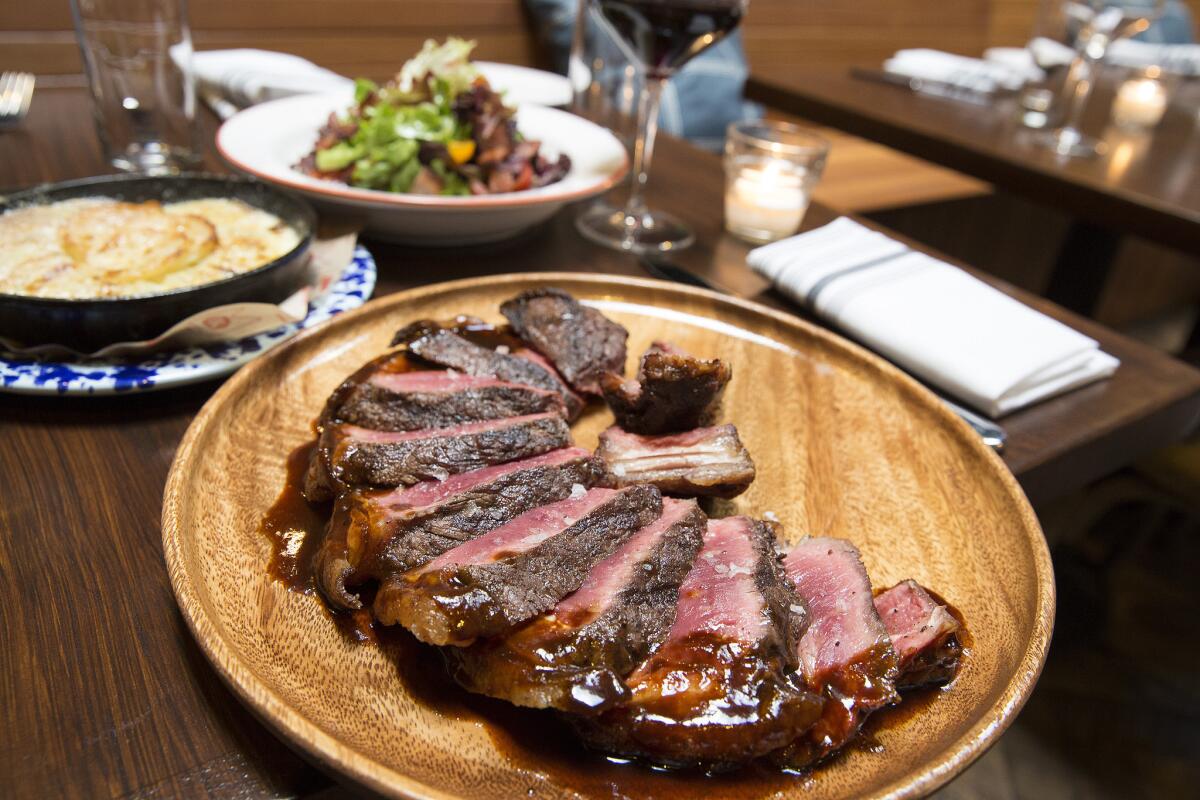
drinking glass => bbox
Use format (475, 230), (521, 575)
(723, 121), (828, 244)
(70, 0), (202, 173)
(1035, 0), (1166, 157)
(576, 0), (750, 254)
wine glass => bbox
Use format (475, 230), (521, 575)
(576, 0), (750, 253)
(1036, 0), (1166, 157)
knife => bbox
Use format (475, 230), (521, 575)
(638, 254), (1007, 452)
(849, 67), (996, 107)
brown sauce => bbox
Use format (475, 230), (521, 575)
(262, 441), (327, 594)
(260, 441), (381, 644)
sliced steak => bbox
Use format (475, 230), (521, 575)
(601, 341), (731, 434)
(304, 412), (571, 501)
(373, 484), (663, 645)
(576, 517), (823, 768)
(596, 424), (756, 499)
(399, 326), (584, 418)
(334, 369), (566, 430)
(314, 448), (603, 609)
(314, 350), (411, 428)
(777, 538), (900, 768)
(875, 580), (963, 690)
(446, 498), (705, 713)
(500, 288), (627, 396)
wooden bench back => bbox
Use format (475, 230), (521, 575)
(2, 1), (1193, 81)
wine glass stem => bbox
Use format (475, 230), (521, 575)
(1058, 52), (1097, 140)
(623, 75), (666, 235)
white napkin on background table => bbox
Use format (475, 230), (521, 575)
(748, 218), (1120, 418)
(883, 48), (1040, 94)
(1025, 37), (1200, 76)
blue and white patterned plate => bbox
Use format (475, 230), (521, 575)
(0, 245), (377, 395)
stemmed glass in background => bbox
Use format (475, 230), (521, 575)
(576, 0), (750, 253)
(1035, 0), (1166, 157)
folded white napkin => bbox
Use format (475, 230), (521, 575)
(1108, 39), (1200, 75)
(747, 218), (1120, 418)
(186, 48), (353, 106)
(883, 48), (1038, 94)
(1026, 36), (1200, 76)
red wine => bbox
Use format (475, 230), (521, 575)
(593, 0), (746, 78)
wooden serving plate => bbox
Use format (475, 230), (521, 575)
(162, 273), (1054, 799)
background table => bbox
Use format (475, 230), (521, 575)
(2, 87), (1199, 799)
(748, 68), (1200, 253)
(748, 68), (1200, 315)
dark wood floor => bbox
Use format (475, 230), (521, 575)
(935, 468), (1200, 799)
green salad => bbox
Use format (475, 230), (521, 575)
(299, 39), (570, 197)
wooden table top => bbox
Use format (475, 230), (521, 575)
(2, 87), (1199, 799)
(747, 67), (1200, 254)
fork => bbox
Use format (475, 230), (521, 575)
(0, 72), (35, 127)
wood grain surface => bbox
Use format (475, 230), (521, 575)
(1, 88), (1198, 800)
(746, 68), (1200, 255)
(162, 273), (1054, 800)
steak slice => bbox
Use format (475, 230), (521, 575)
(373, 484), (663, 645)
(304, 412), (571, 501)
(446, 497), (705, 713)
(596, 424), (756, 499)
(875, 580), (963, 690)
(576, 517), (823, 768)
(601, 342), (731, 434)
(399, 326), (584, 419)
(499, 288), (628, 396)
(776, 538), (900, 768)
(314, 448), (603, 609)
(335, 369), (567, 430)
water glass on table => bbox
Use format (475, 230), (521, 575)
(69, 0), (202, 173)
(723, 120), (828, 245)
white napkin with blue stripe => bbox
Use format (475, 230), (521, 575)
(748, 217), (1120, 417)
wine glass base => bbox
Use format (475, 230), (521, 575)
(1035, 127), (1107, 158)
(109, 142), (203, 175)
(576, 204), (694, 254)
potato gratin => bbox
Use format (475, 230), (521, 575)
(0, 197), (301, 299)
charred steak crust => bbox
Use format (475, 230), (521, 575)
(315, 351), (410, 428)
(337, 378), (566, 431)
(576, 518), (821, 768)
(753, 521), (808, 671)
(399, 326), (584, 418)
(596, 424), (757, 499)
(374, 484), (664, 645)
(499, 288), (628, 396)
(601, 343), (732, 434)
(313, 452), (604, 610)
(304, 413), (572, 500)
(446, 499), (706, 713)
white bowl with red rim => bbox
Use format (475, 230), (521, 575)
(217, 92), (629, 245)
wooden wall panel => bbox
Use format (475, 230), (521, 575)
(5, 1), (1197, 78)
(741, 0), (991, 80)
(0, 0), (540, 77)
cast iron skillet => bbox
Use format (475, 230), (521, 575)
(0, 173), (317, 352)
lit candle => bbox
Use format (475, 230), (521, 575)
(724, 159), (810, 243)
(1111, 76), (1168, 130)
